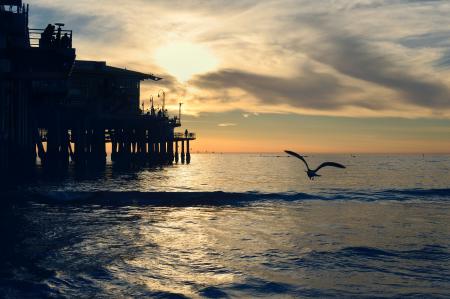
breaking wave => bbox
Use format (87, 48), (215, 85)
(2, 188), (449, 206)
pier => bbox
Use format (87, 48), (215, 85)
(0, 1), (196, 176)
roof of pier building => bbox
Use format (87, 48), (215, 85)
(72, 60), (162, 81)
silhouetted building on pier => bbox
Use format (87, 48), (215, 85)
(68, 60), (162, 115)
(1, 1), (75, 172)
(0, 1), (195, 176)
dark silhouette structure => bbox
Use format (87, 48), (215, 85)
(285, 150), (346, 180)
(0, 1), (195, 176)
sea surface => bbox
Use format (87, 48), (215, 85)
(1, 154), (449, 298)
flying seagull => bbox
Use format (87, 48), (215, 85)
(285, 150), (346, 180)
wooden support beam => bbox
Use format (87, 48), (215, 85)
(175, 141), (179, 163)
(186, 139), (191, 164)
(181, 140), (185, 164)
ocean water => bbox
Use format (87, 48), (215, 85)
(1, 154), (449, 298)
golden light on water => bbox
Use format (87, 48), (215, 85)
(154, 41), (218, 82)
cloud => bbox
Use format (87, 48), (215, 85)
(302, 31), (450, 109)
(217, 123), (237, 127)
(192, 67), (359, 111)
(349, 0), (443, 10)
(399, 31), (450, 49)
(189, 0), (450, 116)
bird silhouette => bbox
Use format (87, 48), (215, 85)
(285, 150), (346, 180)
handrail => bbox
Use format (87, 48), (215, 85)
(29, 28), (72, 32)
(174, 132), (196, 139)
(0, 0), (22, 6)
(28, 28), (73, 48)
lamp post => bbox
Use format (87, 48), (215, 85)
(178, 102), (183, 125)
(150, 95), (155, 116)
(157, 90), (165, 116)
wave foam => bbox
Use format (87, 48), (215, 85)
(2, 188), (444, 206)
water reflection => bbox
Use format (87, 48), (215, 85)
(1, 198), (448, 298)
(15, 153), (450, 194)
(1, 154), (450, 297)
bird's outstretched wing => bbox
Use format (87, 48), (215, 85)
(314, 162), (346, 173)
(285, 150), (309, 169)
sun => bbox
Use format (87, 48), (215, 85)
(154, 41), (218, 82)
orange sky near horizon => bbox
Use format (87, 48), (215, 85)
(183, 130), (450, 154)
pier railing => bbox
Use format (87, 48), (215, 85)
(140, 112), (181, 127)
(29, 28), (73, 48)
(174, 132), (196, 140)
(38, 129), (196, 143)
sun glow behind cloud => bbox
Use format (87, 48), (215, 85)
(30, 0), (450, 118)
(154, 41), (218, 82)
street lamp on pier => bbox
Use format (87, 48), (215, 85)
(157, 90), (165, 115)
(179, 102), (183, 125)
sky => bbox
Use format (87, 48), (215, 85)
(29, 0), (450, 153)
